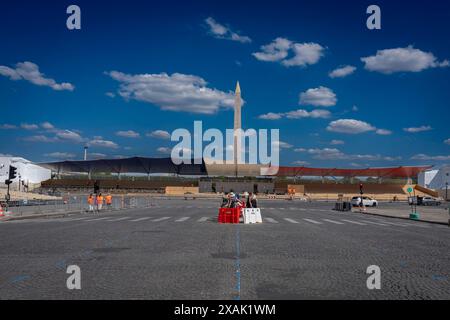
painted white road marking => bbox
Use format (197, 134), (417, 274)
(129, 217), (152, 222)
(152, 217), (171, 222)
(341, 219), (366, 225)
(361, 220), (388, 226)
(66, 217), (92, 221)
(197, 217), (209, 222)
(303, 218), (322, 224)
(175, 217), (190, 222)
(106, 217), (130, 222)
(84, 217), (109, 222)
(264, 217), (278, 223)
(284, 218), (299, 224)
(322, 219), (344, 225)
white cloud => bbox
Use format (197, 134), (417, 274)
(411, 154), (450, 161)
(350, 163), (363, 167)
(55, 130), (84, 142)
(45, 152), (76, 159)
(0, 124), (17, 129)
(444, 138), (450, 145)
(299, 86), (337, 107)
(23, 135), (57, 143)
(326, 119), (376, 134)
(41, 122), (55, 130)
(157, 147), (172, 154)
(361, 46), (449, 74)
(0, 61), (74, 91)
(147, 130), (171, 139)
(259, 109), (330, 120)
(116, 130), (140, 138)
(258, 112), (283, 120)
(106, 71), (235, 114)
(285, 109), (331, 119)
(253, 38), (324, 67)
(330, 139), (345, 145)
(282, 43), (325, 67)
(105, 92), (115, 98)
(352, 105), (358, 112)
(89, 153), (108, 159)
(21, 123), (39, 130)
(88, 139), (119, 149)
(403, 125), (432, 133)
(376, 129), (392, 135)
(329, 65), (356, 78)
(205, 17), (251, 43)
(252, 37), (291, 62)
(295, 147), (346, 160)
(272, 141), (292, 149)
(22, 125), (85, 144)
(295, 147), (399, 161)
(383, 156), (402, 161)
(292, 160), (310, 166)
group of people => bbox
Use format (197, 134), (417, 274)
(221, 190), (257, 208)
(87, 193), (113, 212)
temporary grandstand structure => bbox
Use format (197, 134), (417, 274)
(40, 157), (431, 180)
(276, 166), (432, 179)
(39, 157), (207, 178)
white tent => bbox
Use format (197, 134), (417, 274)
(418, 166), (450, 190)
(0, 156), (51, 185)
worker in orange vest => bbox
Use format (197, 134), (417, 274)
(105, 194), (112, 210)
(87, 194), (94, 212)
(96, 193), (104, 212)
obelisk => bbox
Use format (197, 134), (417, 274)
(234, 81), (242, 177)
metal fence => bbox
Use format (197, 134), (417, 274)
(1, 195), (158, 217)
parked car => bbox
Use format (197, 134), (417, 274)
(421, 196), (441, 206)
(408, 196), (441, 206)
(351, 196), (378, 207)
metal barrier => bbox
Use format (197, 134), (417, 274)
(1, 194), (157, 217)
(334, 201), (352, 211)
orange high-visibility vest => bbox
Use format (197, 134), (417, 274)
(105, 195), (112, 204)
(87, 196), (94, 205)
(97, 196), (104, 204)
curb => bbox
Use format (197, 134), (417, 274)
(0, 209), (115, 221)
(0, 206), (152, 222)
(0, 210), (83, 221)
(353, 210), (449, 226)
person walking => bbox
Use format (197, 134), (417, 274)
(105, 193), (112, 210)
(87, 194), (94, 212)
(249, 192), (258, 208)
(96, 193), (104, 212)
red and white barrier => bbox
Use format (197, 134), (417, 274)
(243, 208), (263, 224)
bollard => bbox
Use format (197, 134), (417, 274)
(409, 212), (420, 220)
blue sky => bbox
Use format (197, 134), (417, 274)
(0, 0), (449, 168)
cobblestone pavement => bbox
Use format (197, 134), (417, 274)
(0, 199), (448, 299)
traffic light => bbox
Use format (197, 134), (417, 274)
(8, 165), (17, 180)
(359, 183), (364, 195)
